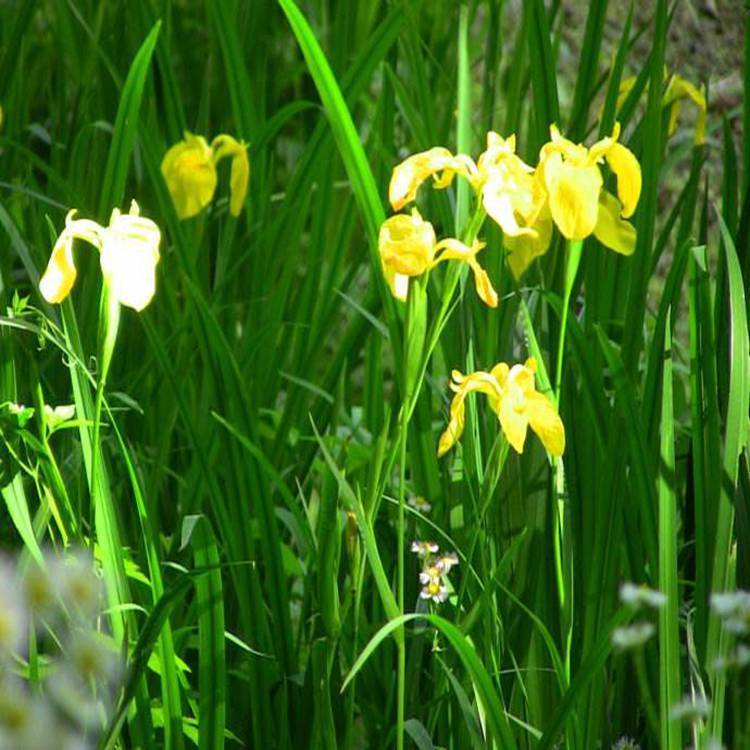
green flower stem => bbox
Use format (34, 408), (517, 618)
(553, 238), (582, 667)
(554, 239), (583, 401)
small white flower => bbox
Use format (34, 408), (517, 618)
(411, 541), (439, 558)
(43, 404), (76, 432)
(407, 496), (432, 513)
(419, 578), (448, 603)
(435, 552), (459, 575)
(668, 694), (711, 722)
(619, 582), (666, 610)
(611, 622), (655, 650)
(712, 643), (750, 672)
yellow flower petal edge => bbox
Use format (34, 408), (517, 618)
(211, 134), (250, 216)
(593, 191), (636, 256)
(39, 201), (161, 312)
(388, 147), (479, 211)
(438, 357), (565, 458)
(432, 238), (498, 308)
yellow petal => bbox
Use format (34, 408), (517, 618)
(39, 211), (105, 304)
(379, 211), (436, 281)
(212, 134), (250, 216)
(544, 153), (602, 240)
(389, 147), (454, 211)
(438, 392), (466, 457)
(433, 238), (497, 308)
(100, 204), (161, 311)
(604, 141), (641, 218)
(593, 191), (636, 255)
(498, 386), (528, 454)
(161, 133), (217, 219)
(40, 233), (77, 304)
(663, 75), (706, 146)
(469, 260), (498, 308)
(525, 391), (565, 456)
(504, 211), (553, 279)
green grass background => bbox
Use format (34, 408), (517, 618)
(1, 1), (749, 748)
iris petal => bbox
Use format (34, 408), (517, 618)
(593, 191), (636, 255)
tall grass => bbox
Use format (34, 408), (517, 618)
(0, 1), (748, 748)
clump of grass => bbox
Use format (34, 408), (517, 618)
(0, 1), (748, 749)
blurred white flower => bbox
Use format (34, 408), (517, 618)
(407, 496), (432, 513)
(410, 541), (439, 558)
(0, 683), (57, 750)
(43, 404), (76, 432)
(612, 737), (641, 750)
(619, 582), (666, 610)
(669, 694), (711, 722)
(0, 560), (27, 656)
(435, 552), (459, 575)
(49, 552), (103, 621)
(611, 622), (655, 650)
(710, 590), (750, 634)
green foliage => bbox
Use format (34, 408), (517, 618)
(0, 1), (747, 748)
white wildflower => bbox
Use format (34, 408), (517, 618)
(619, 582), (666, 610)
(611, 622), (655, 650)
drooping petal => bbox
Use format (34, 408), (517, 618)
(593, 191), (637, 255)
(525, 391), (565, 456)
(504, 210), (553, 279)
(604, 140), (641, 218)
(40, 233), (77, 304)
(161, 133), (217, 219)
(468, 260), (498, 308)
(438, 391), (466, 457)
(212, 134), (250, 216)
(388, 147), (456, 211)
(544, 153), (602, 240)
(39, 211), (105, 304)
(438, 370), (503, 456)
(663, 75), (706, 146)
(433, 238), (497, 308)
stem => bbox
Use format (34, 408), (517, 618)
(396, 404), (407, 750)
(553, 238), (582, 674)
(554, 239), (583, 401)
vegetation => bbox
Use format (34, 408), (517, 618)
(0, 1), (748, 748)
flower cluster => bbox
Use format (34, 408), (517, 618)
(161, 131), (249, 218)
(438, 357), (565, 458)
(411, 542), (459, 604)
(380, 122), (641, 293)
(0, 550), (122, 750)
(39, 200), (161, 311)
(612, 580), (666, 652)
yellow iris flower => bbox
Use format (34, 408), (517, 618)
(477, 133), (545, 238)
(616, 72), (706, 146)
(39, 201), (161, 312)
(663, 74), (706, 146)
(538, 122), (641, 252)
(161, 132), (249, 219)
(388, 147), (479, 211)
(378, 210), (497, 306)
(438, 357), (565, 458)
